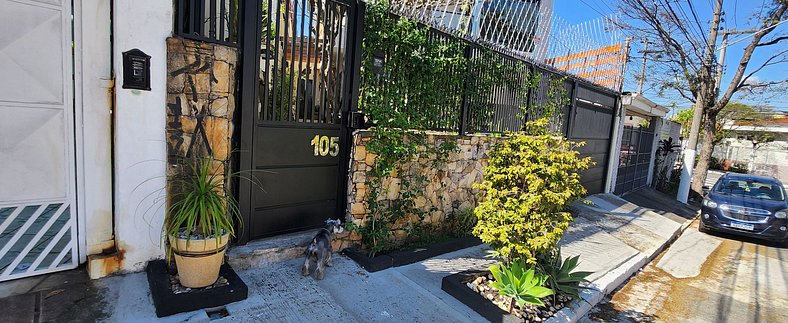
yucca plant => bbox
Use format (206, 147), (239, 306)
(536, 249), (592, 301)
(488, 260), (554, 313)
(166, 159), (240, 245)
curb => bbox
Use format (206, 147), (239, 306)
(546, 215), (697, 323)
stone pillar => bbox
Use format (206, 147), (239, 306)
(165, 37), (238, 181)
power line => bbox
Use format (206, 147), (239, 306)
(578, 0), (607, 17)
(687, 0), (709, 45)
(716, 20), (788, 51)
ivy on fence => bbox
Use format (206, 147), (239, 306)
(350, 1), (586, 257)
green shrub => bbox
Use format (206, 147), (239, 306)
(489, 260), (554, 312)
(536, 249), (592, 301)
(473, 118), (592, 264)
(446, 208), (477, 238)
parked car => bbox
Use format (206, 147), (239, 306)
(699, 173), (788, 244)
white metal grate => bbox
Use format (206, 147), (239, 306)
(0, 203), (78, 281)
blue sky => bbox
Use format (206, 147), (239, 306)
(553, 0), (787, 112)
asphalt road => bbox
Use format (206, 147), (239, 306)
(582, 220), (788, 323)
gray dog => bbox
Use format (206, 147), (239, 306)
(302, 219), (344, 280)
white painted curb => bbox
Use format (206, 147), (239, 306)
(546, 216), (697, 323)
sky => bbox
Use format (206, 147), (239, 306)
(552, 0), (787, 113)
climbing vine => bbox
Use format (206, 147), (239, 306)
(351, 1), (467, 256)
(350, 1), (580, 257)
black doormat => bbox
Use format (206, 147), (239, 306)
(145, 260), (248, 317)
(342, 236), (482, 272)
(441, 270), (520, 323)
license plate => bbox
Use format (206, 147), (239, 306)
(730, 222), (754, 231)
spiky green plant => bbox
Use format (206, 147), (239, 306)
(488, 260), (554, 313)
(537, 249), (592, 301)
(166, 159), (242, 246)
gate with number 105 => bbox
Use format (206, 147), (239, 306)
(237, 0), (363, 241)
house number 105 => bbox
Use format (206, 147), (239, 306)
(310, 135), (339, 157)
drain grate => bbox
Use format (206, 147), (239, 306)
(206, 307), (230, 320)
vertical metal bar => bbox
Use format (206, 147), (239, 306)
(312, 0), (322, 123)
(296, 0), (307, 121)
(567, 79), (579, 137)
(335, 0), (363, 221)
(304, 0), (314, 122)
(457, 44), (472, 135)
(333, 6), (346, 124)
(197, 0), (206, 36)
(220, 0), (226, 41)
(210, 0), (218, 38)
(263, 0), (272, 120)
(329, 5), (340, 124)
(288, 0), (297, 121)
(229, 0), (237, 42)
(277, 0), (287, 121)
(237, 0), (264, 245)
(346, 0), (364, 116)
(177, 0), (186, 35)
(319, 1), (331, 123)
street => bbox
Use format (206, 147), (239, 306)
(582, 220), (788, 323)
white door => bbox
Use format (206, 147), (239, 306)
(0, 0), (79, 281)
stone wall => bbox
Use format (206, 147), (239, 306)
(336, 130), (504, 249)
(165, 37), (238, 186)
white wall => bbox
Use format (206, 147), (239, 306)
(112, 0), (173, 272)
(74, 0), (114, 261)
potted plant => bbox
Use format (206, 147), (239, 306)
(165, 159), (241, 288)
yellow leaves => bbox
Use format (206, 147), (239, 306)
(473, 121), (590, 262)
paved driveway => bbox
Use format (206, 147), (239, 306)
(582, 220), (788, 323)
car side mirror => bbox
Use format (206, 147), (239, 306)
(702, 185), (710, 196)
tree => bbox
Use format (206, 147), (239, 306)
(671, 102), (774, 144)
(617, 0), (787, 196)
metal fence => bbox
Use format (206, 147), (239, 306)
(175, 0), (240, 46)
(368, 23), (590, 136)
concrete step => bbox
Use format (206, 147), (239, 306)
(226, 229), (319, 271)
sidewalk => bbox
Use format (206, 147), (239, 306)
(0, 188), (696, 323)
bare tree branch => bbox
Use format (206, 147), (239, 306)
(737, 49), (788, 90)
(756, 35), (788, 46)
(717, 3), (788, 111)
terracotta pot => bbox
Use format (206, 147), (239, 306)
(169, 233), (230, 288)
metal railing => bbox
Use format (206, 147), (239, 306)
(368, 23), (587, 135)
(175, 0), (240, 46)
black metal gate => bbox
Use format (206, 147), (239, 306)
(567, 85), (617, 195)
(237, 0), (363, 242)
(614, 115), (656, 195)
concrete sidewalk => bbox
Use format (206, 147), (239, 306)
(549, 189), (697, 322)
(0, 188), (697, 323)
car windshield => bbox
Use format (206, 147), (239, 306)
(714, 178), (785, 201)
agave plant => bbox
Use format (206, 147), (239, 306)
(537, 249), (592, 301)
(488, 260), (554, 313)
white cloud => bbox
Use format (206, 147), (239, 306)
(743, 75), (761, 85)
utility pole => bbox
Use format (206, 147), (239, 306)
(637, 39), (662, 93)
(677, 0), (723, 203)
(715, 29), (758, 91)
(638, 40), (648, 93)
